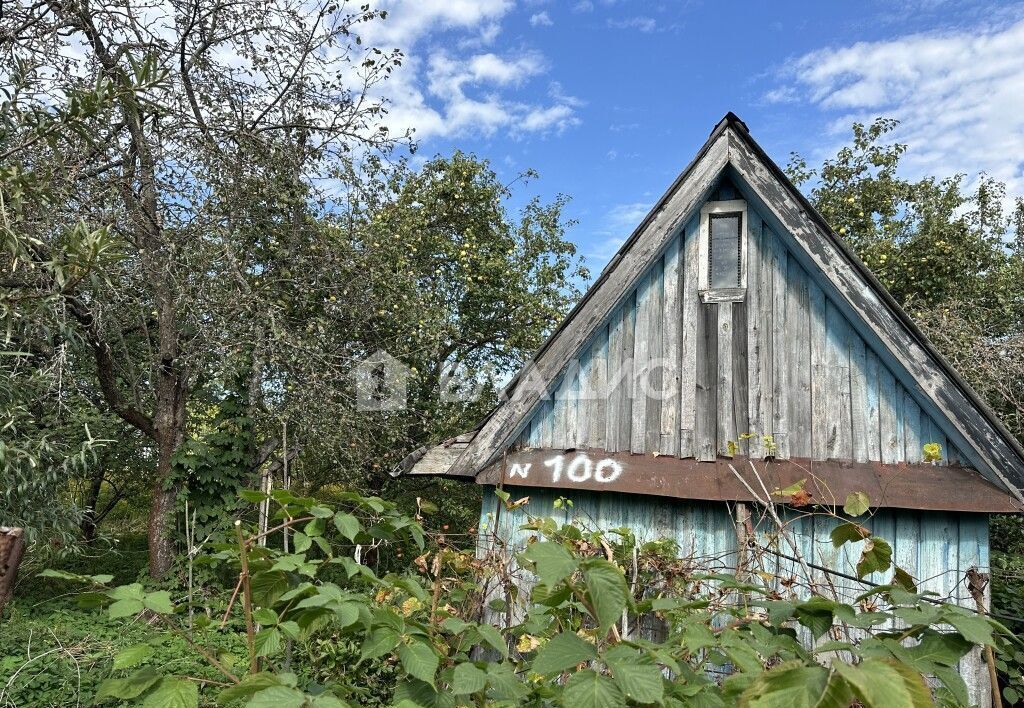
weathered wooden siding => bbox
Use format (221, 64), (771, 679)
(520, 188), (965, 467)
(478, 486), (991, 706)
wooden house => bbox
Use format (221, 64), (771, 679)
(397, 113), (1024, 705)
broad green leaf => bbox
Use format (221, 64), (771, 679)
(521, 541), (578, 587)
(486, 663), (530, 701)
(943, 612), (994, 645)
(253, 607), (279, 625)
(108, 598), (145, 618)
(113, 644), (154, 670)
(794, 596), (836, 639)
(361, 627), (400, 661)
(143, 591), (175, 614)
(906, 631), (972, 668)
(216, 673), (282, 705)
(562, 669), (625, 708)
(582, 559), (630, 633)
(738, 660), (845, 708)
(309, 505), (334, 518)
(856, 537), (892, 578)
(141, 677), (199, 708)
(292, 531), (311, 552)
(604, 645), (664, 704)
(532, 632), (598, 675)
(932, 664), (969, 707)
(398, 640), (439, 686)
(95, 667), (162, 701)
(892, 566), (917, 592)
(475, 622), (508, 658)
(108, 583), (145, 601)
(833, 658), (931, 708)
(245, 685), (307, 708)
(843, 491), (871, 517)
(333, 513), (360, 540)
(311, 695), (348, 708)
(239, 490), (269, 503)
(451, 662), (487, 695)
(254, 627), (283, 657)
(830, 523), (870, 548)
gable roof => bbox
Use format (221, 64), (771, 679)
(400, 113), (1024, 506)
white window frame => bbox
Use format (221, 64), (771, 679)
(698, 199), (748, 303)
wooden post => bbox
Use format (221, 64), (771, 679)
(966, 567), (1002, 708)
(0, 527), (26, 619)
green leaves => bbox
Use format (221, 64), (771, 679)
(140, 677), (199, 708)
(581, 559), (630, 633)
(856, 537), (893, 578)
(95, 667), (162, 702)
(333, 512), (360, 541)
(603, 646), (664, 704)
(450, 662), (488, 695)
(398, 639), (439, 686)
(113, 644), (155, 670)
(843, 491), (870, 517)
(739, 661), (846, 708)
(830, 522), (870, 548)
(562, 669), (625, 708)
(532, 632), (598, 675)
(832, 659), (931, 708)
(521, 541), (577, 587)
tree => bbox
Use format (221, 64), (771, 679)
(1, 0), (400, 576)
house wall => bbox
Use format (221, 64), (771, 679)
(477, 485), (992, 706)
(518, 181), (969, 467)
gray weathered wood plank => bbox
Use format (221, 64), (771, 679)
(631, 270), (654, 453)
(660, 235), (683, 456)
(864, 349), (882, 462)
(589, 327), (608, 450)
(717, 301), (735, 456)
(787, 256), (812, 458)
(696, 303), (717, 461)
(679, 217), (700, 458)
(809, 280), (828, 461)
(745, 210), (765, 459)
(770, 227), (789, 458)
(850, 331), (869, 462)
(732, 300), (749, 456)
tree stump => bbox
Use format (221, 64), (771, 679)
(0, 527), (26, 619)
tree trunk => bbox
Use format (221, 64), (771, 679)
(148, 432), (179, 578)
(81, 466), (105, 542)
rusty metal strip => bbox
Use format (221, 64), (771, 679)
(476, 448), (1021, 513)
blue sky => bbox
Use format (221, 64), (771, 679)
(364, 0), (1024, 273)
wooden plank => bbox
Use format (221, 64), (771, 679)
(879, 367), (900, 464)
(849, 332), (869, 462)
(538, 399), (553, 448)
(769, 226), (790, 459)
(904, 390), (923, 464)
(809, 280), (829, 461)
(745, 210), (765, 459)
(660, 234), (683, 456)
(727, 127), (1024, 498)
(481, 449), (1021, 512)
(631, 270), (654, 453)
(717, 302), (735, 456)
(588, 327), (609, 450)
(825, 301), (852, 460)
(957, 513), (991, 707)
(575, 348), (591, 449)
(787, 256), (812, 458)
(732, 301), (749, 457)
(696, 303), (718, 461)
(680, 217), (700, 458)
(619, 296), (637, 451)
(605, 304), (625, 452)
(645, 259), (665, 452)
(757, 218), (775, 455)
(551, 371), (568, 448)
(451, 130), (729, 476)
(864, 349), (882, 462)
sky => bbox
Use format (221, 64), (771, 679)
(362, 0), (1024, 274)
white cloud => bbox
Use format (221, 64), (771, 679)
(361, 1), (580, 140)
(607, 16), (657, 32)
(573, 0), (594, 11)
(771, 18), (1024, 194)
(363, 0), (512, 48)
(530, 11), (553, 27)
(587, 201), (652, 263)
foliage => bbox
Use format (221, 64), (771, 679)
(31, 487), (1010, 707)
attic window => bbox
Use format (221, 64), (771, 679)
(699, 200), (748, 302)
